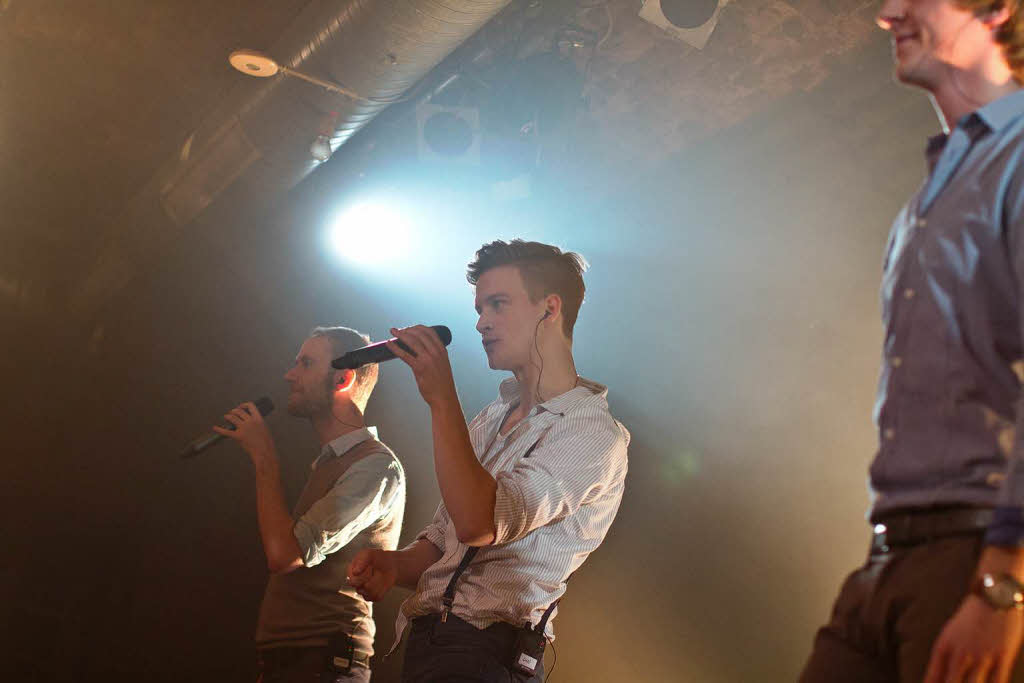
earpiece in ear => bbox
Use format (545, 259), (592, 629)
(541, 311), (551, 320)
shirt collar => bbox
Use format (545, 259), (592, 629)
(314, 426), (378, 469)
(925, 89), (1024, 168)
(496, 375), (607, 417)
(974, 88), (1024, 133)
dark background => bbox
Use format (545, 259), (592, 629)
(2, 1), (938, 680)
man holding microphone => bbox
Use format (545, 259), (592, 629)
(216, 326), (406, 682)
(348, 240), (629, 682)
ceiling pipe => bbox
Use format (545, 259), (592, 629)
(71, 0), (515, 318)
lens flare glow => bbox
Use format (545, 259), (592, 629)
(327, 202), (413, 267)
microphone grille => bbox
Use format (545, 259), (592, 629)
(432, 325), (453, 346)
(253, 396), (275, 416)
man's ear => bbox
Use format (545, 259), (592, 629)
(982, 5), (1011, 31)
(543, 293), (563, 322)
(334, 369), (356, 393)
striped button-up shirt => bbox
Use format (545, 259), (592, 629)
(394, 375), (629, 642)
(294, 427), (405, 568)
(257, 427), (405, 655)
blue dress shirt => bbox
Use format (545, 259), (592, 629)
(869, 89), (1024, 545)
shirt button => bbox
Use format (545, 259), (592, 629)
(916, 217), (927, 228)
(890, 356), (903, 368)
(903, 288), (915, 299)
(884, 428), (896, 440)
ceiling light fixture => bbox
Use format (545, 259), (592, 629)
(638, 0), (730, 49)
(228, 49), (367, 102)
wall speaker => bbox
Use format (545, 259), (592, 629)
(415, 103), (481, 164)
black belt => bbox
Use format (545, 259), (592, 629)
(257, 645), (370, 673)
(870, 507), (993, 554)
(412, 612), (521, 637)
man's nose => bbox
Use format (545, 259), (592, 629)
(876, 0), (905, 31)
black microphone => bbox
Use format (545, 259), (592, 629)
(179, 396), (275, 458)
(332, 325), (453, 370)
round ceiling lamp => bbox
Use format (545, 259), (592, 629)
(228, 49), (281, 77)
(659, 0), (718, 28)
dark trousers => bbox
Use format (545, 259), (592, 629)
(401, 614), (545, 683)
(256, 647), (371, 683)
(800, 533), (1024, 682)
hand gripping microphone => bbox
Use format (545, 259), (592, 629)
(332, 325), (452, 370)
(179, 396), (275, 458)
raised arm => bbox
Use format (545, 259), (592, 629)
(385, 325), (498, 546)
(214, 401), (303, 574)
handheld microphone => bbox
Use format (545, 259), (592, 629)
(332, 325), (453, 370)
(179, 396), (275, 459)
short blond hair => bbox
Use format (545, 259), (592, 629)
(309, 326), (378, 409)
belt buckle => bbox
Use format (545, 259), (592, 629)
(873, 512), (914, 551)
(872, 522), (891, 553)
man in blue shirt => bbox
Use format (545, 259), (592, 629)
(800, 1), (1024, 681)
(216, 326), (405, 682)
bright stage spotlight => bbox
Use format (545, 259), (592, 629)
(327, 202), (413, 267)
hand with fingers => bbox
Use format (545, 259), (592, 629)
(386, 325), (458, 408)
(924, 595), (1024, 683)
(347, 548), (399, 602)
(212, 401), (277, 463)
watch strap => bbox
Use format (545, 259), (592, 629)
(971, 572), (1024, 611)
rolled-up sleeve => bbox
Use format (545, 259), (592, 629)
(294, 453), (404, 567)
(413, 501), (450, 553)
(492, 414), (628, 546)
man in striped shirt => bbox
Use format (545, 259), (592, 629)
(348, 239), (629, 682)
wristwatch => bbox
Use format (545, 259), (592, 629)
(971, 573), (1024, 611)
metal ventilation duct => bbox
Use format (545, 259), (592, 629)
(72, 0), (514, 318)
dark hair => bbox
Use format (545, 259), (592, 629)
(958, 0), (1024, 81)
(466, 239), (588, 338)
(309, 326), (378, 409)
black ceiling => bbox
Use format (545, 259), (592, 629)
(2, 0), (881, 315)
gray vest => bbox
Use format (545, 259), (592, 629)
(255, 438), (403, 658)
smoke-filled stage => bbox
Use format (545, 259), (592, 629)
(7, 0), (1024, 681)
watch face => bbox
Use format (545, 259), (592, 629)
(983, 575), (1024, 609)
(991, 582), (1019, 608)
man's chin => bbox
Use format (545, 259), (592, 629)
(892, 59), (930, 90)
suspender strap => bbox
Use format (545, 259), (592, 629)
(439, 435), (546, 625)
(441, 546), (479, 622)
(533, 571), (573, 633)
(535, 600), (558, 633)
